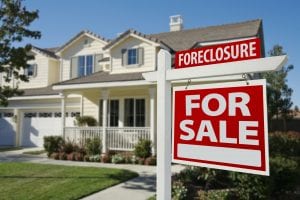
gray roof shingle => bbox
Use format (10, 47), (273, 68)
(32, 46), (59, 59)
(149, 19), (262, 51)
(55, 71), (144, 86)
(22, 85), (61, 96)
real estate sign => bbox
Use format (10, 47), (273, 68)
(172, 80), (269, 175)
(175, 38), (261, 68)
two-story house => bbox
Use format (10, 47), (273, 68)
(0, 17), (265, 152)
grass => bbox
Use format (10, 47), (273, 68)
(23, 150), (46, 155)
(0, 162), (138, 200)
(0, 147), (23, 152)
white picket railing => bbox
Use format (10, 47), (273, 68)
(106, 127), (151, 151)
(64, 127), (103, 146)
(64, 127), (150, 151)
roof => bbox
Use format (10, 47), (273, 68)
(103, 29), (173, 51)
(55, 71), (144, 86)
(56, 30), (110, 53)
(149, 19), (262, 51)
(22, 85), (61, 96)
(31, 46), (59, 59)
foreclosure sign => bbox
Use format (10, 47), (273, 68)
(175, 38), (261, 68)
(172, 80), (269, 175)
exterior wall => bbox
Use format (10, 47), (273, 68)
(60, 36), (108, 81)
(79, 86), (152, 127)
(81, 90), (101, 120)
(48, 59), (60, 85)
(0, 53), (52, 89)
(110, 36), (157, 74)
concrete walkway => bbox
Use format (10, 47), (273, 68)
(0, 148), (185, 200)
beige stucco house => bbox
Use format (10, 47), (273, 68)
(0, 17), (265, 153)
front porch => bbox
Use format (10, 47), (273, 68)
(60, 85), (156, 153)
(64, 126), (151, 151)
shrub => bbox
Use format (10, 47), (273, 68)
(131, 155), (138, 164)
(172, 181), (188, 200)
(134, 139), (152, 159)
(84, 155), (90, 162)
(75, 116), (97, 126)
(89, 155), (101, 162)
(85, 137), (102, 155)
(59, 152), (67, 160)
(111, 154), (125, 164)
(67, 153), (76, 161)
(43, 136), (64, 157)
(145, 156), (156, 165)
(234, 156), (299, 200)
(50, 152), (59, 160)
(61, 140), (75, 154)
(75, 153), (84, 161)
(198, 189), (236, 200)
(101, 154), (110, 163)
(269, 131), (300, 157)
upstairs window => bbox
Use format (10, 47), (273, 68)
(122, 48), (144, 66)
(128, 49), (138, 65)
(71, 55), (95, 78)
(78, 55), (93, 77)
(24, 64), (37, 77)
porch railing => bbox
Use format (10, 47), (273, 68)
(64, 126), (151, 151)
(106, 127), (151, 151)
(64, 127), (103, 146)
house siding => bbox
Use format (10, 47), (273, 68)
(48, 59), (60, 85)
(61, 36), (108, 81)
(110, 36), (156, 74)
(18, 54), (50, 89)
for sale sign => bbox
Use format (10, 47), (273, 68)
(172, 80), (269, 175)
(175, 38), (261, 68)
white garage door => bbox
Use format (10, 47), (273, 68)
(0, 112), (16, 146)
(21, 111), (79, 147)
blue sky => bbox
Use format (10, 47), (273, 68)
(23, 0), (300, 107)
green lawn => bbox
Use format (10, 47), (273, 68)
(0, 162), (138, 200)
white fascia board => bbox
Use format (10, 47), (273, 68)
(9, 95), (61, 101)
(52, 80), (155, 90)
(143, 55), (287, 82)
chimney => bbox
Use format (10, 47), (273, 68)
(170, 15), (183, 32)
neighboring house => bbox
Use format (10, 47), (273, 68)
(0, 17), (265, 152)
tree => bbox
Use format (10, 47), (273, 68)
(0, 0), (41, 106)
(262, 45), (294, 130)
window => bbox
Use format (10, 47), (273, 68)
(76, 55), (94, 77)
(99, 99), (119, 127)
(124, 98), (145, 127)
(128, 49), (138, 65)
(25, 64), (37, 77)
(122, 48), (143, 66)
(109, 100), (119, 127)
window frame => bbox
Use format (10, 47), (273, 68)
(77, 55), (94, 77)
(127, 48), (138, 65)
(24, 64), (37, 77)
(124, 98), (146, 127)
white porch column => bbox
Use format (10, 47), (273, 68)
(101, 89), (109, 154)
(13, 109), (20, 147)
(149, 87), (156, 155)
(60, 93), (66, 137)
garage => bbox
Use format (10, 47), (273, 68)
(0, 111), (16, 146)
(21, 111), (79, 147)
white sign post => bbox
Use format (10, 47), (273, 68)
(143, 49), (287, 200)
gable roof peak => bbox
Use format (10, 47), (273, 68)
(56, 30), (110, 53)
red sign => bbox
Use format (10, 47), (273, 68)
(175, 38), (261, 68)
(172, 80), (269, 175)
